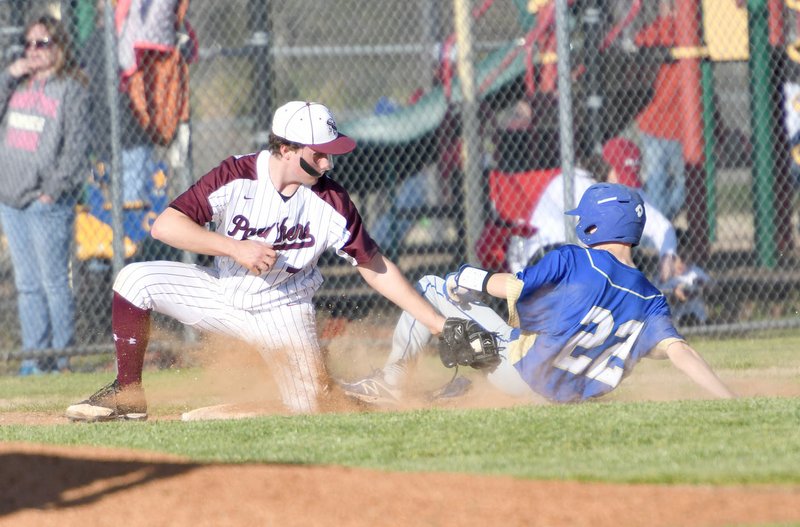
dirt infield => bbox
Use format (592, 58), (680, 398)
(2, 441), (800, 527)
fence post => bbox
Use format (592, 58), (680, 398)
(701, 59), (718, 242)
(249, 0), (274, 150)
(453, 0), (483, 265)
(582, 0), (604, 157)
(747, 0), (778, 268)
(102, 0), (126, 277)
(555, 0), (577, 241)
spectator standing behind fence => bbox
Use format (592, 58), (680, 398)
(507, 136), (710, 325)
(633, 0), (686, 221)
(0, 14), (90, 375)
(504, 136), (677, 275)
(603, 138), (712, 324)
(601, 138), (678, 280)
(81, 0), (154, 207)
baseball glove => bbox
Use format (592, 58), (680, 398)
(438, 318), (501, 371)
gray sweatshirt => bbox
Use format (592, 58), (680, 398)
(0, 71), (89, 208)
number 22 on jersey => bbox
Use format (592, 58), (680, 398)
(553, 306), (644, 388)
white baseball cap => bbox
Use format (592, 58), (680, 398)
(271, 101), (357, 155)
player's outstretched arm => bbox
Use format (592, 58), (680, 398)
(486, 272), (514, 298)
(151, 208), (276, 274)
(357, 252), (446, 335)
(663, 340), (736, 399)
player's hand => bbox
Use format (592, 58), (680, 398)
(234, 239), (277, 275)
(445, 272), (468, 304)
(673, 284), (689, 302)
(8, 58), (32, 78)
(659, 254), (680, 283)
(444, 273), (462, 303)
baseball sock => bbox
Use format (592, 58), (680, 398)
(112, 292), (151, 387)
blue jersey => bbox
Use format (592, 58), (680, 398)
(511, 245), (682, 402)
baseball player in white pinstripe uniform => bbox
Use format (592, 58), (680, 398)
(66, 101), (448, 421)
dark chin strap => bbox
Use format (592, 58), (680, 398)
(299, 157), (323, 178)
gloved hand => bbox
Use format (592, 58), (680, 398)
(439, 318), (501, 372)
(445, 265), (492, 306)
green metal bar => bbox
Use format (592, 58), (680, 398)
(747, 0), (777, 268)
(701, 59), (717, 242)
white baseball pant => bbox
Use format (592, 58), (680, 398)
(113, 261), (327, 413)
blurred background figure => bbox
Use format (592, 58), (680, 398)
(602, 137), (712, 325)
(633, 0), (686, 221)
(498, 131), (711, 326)
(81, 0), (155, 207)
(602, 137), (679, 283)
(657, 238), (713, 326)
(0, 14), (89, 374)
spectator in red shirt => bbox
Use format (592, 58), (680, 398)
(634, 0), (685, 220)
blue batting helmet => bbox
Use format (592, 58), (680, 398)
(565, 183), (646, 246)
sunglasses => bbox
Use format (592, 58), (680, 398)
(24, 38), (52, 50)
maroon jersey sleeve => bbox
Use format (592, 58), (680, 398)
(313, 176), (380, 264)
(170, 154), (258, 224)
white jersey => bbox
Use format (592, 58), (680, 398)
(171, 151), (379, 310)
(112, 150), (380, 413)
(510, 169), (677, 273)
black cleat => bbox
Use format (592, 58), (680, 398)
(65, 379), (148, 422)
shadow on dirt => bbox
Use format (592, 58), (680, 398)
(0, 452), (197, 516)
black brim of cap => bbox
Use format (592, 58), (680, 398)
(308, 134), (357, 155)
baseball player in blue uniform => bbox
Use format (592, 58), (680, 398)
(340, 183), (735, 404)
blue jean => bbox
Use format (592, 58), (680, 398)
(122, 145), (154, 204)
(0, 199), (76, 353)
(640, 132), (685, 220)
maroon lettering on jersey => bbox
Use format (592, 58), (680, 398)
(228, 214), (315, 250)
(227, 214), (274, 239)
(272, 218), (315, 250)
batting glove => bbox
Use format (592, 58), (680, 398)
(445, 265), (492, 304)
(445, 272), (470, 304)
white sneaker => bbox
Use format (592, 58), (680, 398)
(338, 372), (401, 406)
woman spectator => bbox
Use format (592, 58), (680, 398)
(0, 14), (90, 374)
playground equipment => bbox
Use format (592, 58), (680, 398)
(74, 160), (171, 263)
(338, 0), (656, 270)
(339, 0), (796, 274)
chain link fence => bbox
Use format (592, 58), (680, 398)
(1, 0), (799, 371)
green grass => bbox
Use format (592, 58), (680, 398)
(693, 331), (800, 369)
(0, 368), (197, 414)
(1, 330), (799, 486)
(0, 398), (797, 485)
(1, 380), (799, 485)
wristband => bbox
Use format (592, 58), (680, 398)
(457, 266), (492, 293)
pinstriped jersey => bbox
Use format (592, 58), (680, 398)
(511, 244), (682, 402)
(170, 151), (379, 310)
